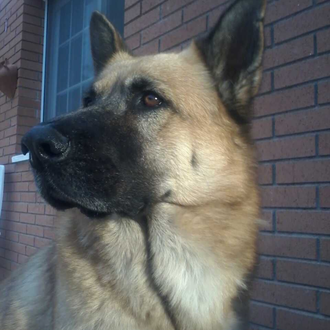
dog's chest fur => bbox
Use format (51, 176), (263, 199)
(58, 210), (241, 330)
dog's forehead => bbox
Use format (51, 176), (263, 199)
(94, 49), (212, 95)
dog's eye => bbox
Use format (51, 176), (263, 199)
(143, 93), (162, 108)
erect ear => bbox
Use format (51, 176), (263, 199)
(90, 12), (130, 75)
(195, 0), (266, 125)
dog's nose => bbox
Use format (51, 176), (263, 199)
(21, 125), (70, 169)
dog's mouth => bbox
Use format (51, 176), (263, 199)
(42, 182), (110, 219)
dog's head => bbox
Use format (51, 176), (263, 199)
(22, 0), (266, 219)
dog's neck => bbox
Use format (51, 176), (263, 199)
(59, 200), (257, 329)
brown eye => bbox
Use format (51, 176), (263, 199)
(143, 93), (162, 107)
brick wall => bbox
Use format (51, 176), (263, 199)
(0, 0), (329, 329)
(0, 0), (55, 280)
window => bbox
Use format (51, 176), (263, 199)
(43, 0), (124, 121)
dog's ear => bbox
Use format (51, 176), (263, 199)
(195, 0), (266, 125)
(90, 12), (130, 75)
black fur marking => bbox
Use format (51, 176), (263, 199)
(195, 0), (265, 126)
(90, 12), (131, 75)
(162, 190), (172, 199)
(191, 150), (198, 168)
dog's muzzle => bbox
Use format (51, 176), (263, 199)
(21, 125), (70, 170)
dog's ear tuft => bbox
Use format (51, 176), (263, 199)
(90, 12), (130, 75)
(195, 0), (266, 125)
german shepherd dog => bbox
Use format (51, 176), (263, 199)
(0, 0), (266, 329)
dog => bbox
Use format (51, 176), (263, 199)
(0, 0), (266, 329)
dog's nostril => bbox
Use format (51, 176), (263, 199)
(38, 141), (68, 159)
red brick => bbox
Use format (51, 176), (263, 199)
(260, 210), (274, 232)
(142, 0), (164, 13)
(277, 210), (330, 235)
(26, 245), (37, 256)
(256, 257), (273, 280)
(18, 68), (40, 80)
(10, 262), (20, 271)
(277, 159), (330, 184)
(5, 250), (18, 262)
(45, 205), (56, 216)
(256, 136), (315, 161)
(320, 291), (330, 316)
(124, 2), (140, 24)
(208, 5), (226, 29)
(258, 71), (271, 95)
(0, 257), (11, 270)
(125, 33), (140, 50)
(277, 260), (330, 289)
(5, 231), (18, 242)
(20, 192), (36, 203)
(3, 202), (28, 213)
(35, 215), (54, 227)
(16, 162), (30, 172)
(249, 302), (274, 328)
(274, 54), (330, 89)
(18, 77), (42, 90)
(26, 224), (43, 237)
(44, 227), (55, 240)
(161, 0), (194, 17)
(251, 280), (316, 311)
(183, 0), (226, 22)
(265, 0), (312, 24)
(6, 241), (25, 254)
(125, 7), (160, 38)
(23, 4), (44, 18)
(4, 192), (19, 204)
(264, 35), (314, 70)
(160, 16), (206, 50)
(5, 172), (22, 182)
(1, 211), (20, 222)
(125, 0), (139, 9)
(18, 253), (28, 264)
(257, 164), (273, 185)
(19, 212), (35, 224)
(275, 106), (330, 136)
(318, 129), (330, 150)
(258, 234), (316, 259)
(142, 11), (181, 44)
(318, 80), (330, 105)
(317, 28), (330, 54)
(254, 85), (314, 117)
(260, 186), (316, 208)
(252, 118), (272, 140)
(320, 239), (330, 262)
(274, 3), (330, 43)
(35, 237), (51, 248)
(27, 203), (45, 214)
(23, 13), (42, 26)
(19, 234), (34, 246)
(20, 40), (43, 53)
(320, 186), (330, 208)
(134, 38), (159, 55)
(277, 309), (330, 330)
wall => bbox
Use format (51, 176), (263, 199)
(0, 0), (329, 329)
(0, 0), (55, 280)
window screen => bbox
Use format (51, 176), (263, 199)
(43, 0), (124, 120)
